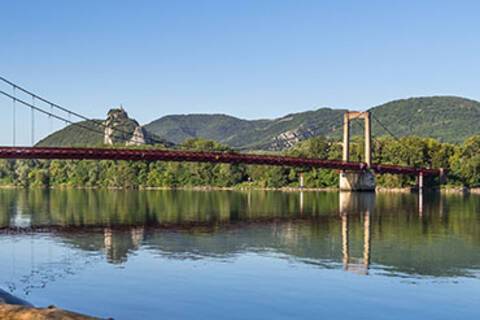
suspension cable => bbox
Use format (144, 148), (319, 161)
(0, 89), (106, 139)
(0, 75), (405, 150)
(0, 76), (89, 122)
(371, 113), (401, 141)
(49, 103), (53, 132)
(0, 76), (167, 145)
(31, 96), (35, 146)
(12, 86), (16, 146)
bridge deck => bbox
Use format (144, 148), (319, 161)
(0, 147), (441, 176)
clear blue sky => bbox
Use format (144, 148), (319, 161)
(1, 0), (480, 144)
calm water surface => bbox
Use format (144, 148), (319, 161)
(0, 189), (478, 319)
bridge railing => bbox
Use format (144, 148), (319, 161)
(0, 146), (442, 177)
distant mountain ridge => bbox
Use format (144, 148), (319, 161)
(144, 108), (344, 150)
(38, 96), (480, 150)
(145, 96), (480, 149)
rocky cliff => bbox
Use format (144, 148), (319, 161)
(103, 107), (147, 146)
(37, 107), (172, 147)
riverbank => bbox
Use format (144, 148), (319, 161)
(0, 289), (102, 319)
(0, 304), (102, 320)
(0, 184), (478, 194)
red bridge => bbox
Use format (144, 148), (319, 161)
(0, 146), (441, 177)
(0, 76), (443, 191)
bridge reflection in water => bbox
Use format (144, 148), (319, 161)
(339, 192), (374, 275)
(100, 191), (377, 270)
(0, 189), (478, 284)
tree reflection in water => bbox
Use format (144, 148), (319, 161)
(0, 188), (479, 299)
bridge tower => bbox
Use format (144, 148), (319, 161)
(339, 111), (376, 191)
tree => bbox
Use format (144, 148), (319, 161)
(450, 136), (480, 186)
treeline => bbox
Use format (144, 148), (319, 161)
(0, 136), (479, 189)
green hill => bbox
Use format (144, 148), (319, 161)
(144, 108), (345, 150)
(36, 120), (105, 147)
(369, 96), (480, 143)
(36, 108), (172, 147)
(145, 96), (480, 149)
(38, 96), (480, 150)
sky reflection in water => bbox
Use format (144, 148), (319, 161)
(0, 189), (478, 319)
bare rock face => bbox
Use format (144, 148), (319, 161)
(102, 106), (173, 147)
(103, 107), (140, 145)
(270, 125), (319, 150)
(126, 126), (147, 146)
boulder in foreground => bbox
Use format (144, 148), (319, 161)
(0, 304), (103, 320)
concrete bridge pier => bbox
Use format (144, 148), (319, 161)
(339, 111), (376, 192)
(339, 170), (376, 191)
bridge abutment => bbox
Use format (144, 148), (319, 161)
(339, 170), (376, 192)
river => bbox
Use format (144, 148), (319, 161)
(0, 189), (478, 319)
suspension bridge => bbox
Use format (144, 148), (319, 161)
(0, 76), (443, 191)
